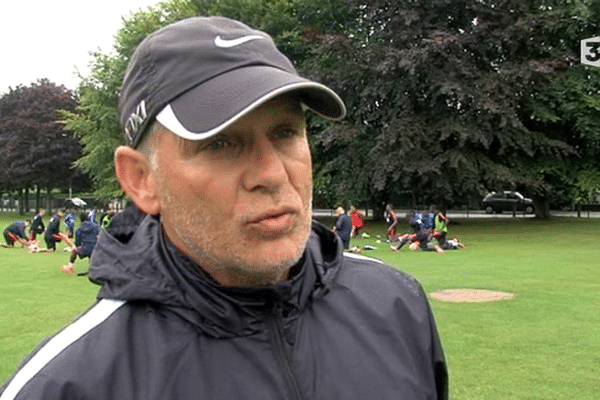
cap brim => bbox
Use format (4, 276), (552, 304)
(155, 65), (346, 141)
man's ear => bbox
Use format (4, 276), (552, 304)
(114, 146), (160, 215)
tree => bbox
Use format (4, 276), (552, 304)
(0, 79), (84, 211)
(302, 0), (595, 218)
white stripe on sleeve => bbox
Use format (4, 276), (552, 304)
(1, 299), (125, 400)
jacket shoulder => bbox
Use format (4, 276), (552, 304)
(333, 252), (426, 304)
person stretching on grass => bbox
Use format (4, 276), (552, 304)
(31, 210), (74, 253)
(412, 231), (444, 253)
(2, 220), (31, 248)
(2, 16), (447, 400)
(63, 212), (101, 275)
(389, 232), (417, 252)
(28, 209), (45, 241)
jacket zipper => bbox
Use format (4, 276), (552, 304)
(268, 304), (302, 400)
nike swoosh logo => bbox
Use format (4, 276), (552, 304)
(214, 35), (264, 48)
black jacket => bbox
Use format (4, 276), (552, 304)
(74, 220), (101, 256)
(2, 207), (447, 400)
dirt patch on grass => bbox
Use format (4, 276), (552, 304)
(430, 289), (514, 303)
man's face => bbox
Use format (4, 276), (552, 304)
(151, 96), (312, 286)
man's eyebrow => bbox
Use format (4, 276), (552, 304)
(279, 101), (306, 117)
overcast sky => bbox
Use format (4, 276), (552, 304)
(1, 0), (161, 94)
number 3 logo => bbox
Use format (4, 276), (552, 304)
(585, 42), (600, 62)
(582, 37), (600, 67)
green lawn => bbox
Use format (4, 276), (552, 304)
(350, 217), (600, 399)
(1, 211), (599, 399)
(0, 211), (99, 383)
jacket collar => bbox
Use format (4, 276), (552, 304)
(90, 207), (343, 338)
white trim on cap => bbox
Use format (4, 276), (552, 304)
(0, 299), (125, 400)
(155, 82), (345, 141)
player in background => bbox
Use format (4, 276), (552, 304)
(434, 209), (450, 248)
(63, 213), (101, 275)
(64, 210), (77, 239)
(349, 205), (364, 239)
(88, 207), (99, 225)
(2, 220), (31, 248)
(384, 204), (398, 241)
(29, 209), (45, 241)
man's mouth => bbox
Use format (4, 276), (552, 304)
(247, 208), (296, 235)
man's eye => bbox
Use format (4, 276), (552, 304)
(274, 128), (296, 139)
(206, 138), (231, 151)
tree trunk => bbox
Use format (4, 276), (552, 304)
(47, 188), (53, 214)
(36, 186), (41, 212)
(533, 196), (551, 219)
(19, 188), (25, 215)
(24, 186), (30, 214)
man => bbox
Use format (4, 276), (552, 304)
(384, 203), (398, 240)
(349, 205), (364, 238)
(2, 220), (30, 248)
(28, 208), (45, 241)
(407, 209), (427, 233)
(1, 17), (447, 400)
(424, 205), (437, 231)
(333, 206), (351, 250)
(100, 210), (115, 228)
(64, 209), (77, 238)
(88, 207), (99, 225)
(33, 210), (74, 253)
(434, 209), (450, 248)
(63, 212), (102, 275)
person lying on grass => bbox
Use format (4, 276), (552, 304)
(443, 237), (465, 250)
(390, 230), (444, 253)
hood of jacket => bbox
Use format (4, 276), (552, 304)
(88, 206), (343, 338)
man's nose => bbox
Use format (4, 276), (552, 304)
(243, 138), (288, 193)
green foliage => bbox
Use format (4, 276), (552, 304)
(60, 0), (600, 212)
(529, 66), (600, 163)
(61, 0), (198, 201)
(575, 168), (600, 202)
(0, 80), (85, 193)
(306, 0), (598, 213)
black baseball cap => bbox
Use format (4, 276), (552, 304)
(119, 16), (346, 148)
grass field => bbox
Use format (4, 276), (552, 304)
(1, 211), (599, 398)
